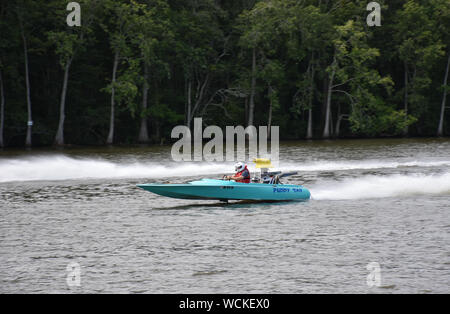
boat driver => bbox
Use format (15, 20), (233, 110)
(224, 162), (251, 183)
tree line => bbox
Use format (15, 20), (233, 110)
(0, 0), (449, 148)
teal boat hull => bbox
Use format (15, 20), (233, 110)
(137, 179), (311, 201)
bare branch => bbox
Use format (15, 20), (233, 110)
(334, 89), (357, 103)
(332, 77), (356, 89)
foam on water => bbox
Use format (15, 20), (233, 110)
(1, 156), (450, 200)
(311, 172), (450, 200)
(279, 160), (450, 172)
(1, 155), (449, 183)
(0, 156), (231, 183)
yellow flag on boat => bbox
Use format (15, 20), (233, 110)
(253, 158), (273, 169)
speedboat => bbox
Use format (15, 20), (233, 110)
(137, 179), (310, 201)
(137, 159), (311, 202)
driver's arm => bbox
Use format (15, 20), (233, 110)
(225, 175), (243, 180)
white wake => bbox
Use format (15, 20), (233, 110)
(0, 156), (231, 183)
(311, 172), (450, 200)
(1, 155), (449, 202)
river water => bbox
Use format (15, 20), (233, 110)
(0, 138), (449, 293)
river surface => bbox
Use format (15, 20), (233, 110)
(0, 138), (449, 293)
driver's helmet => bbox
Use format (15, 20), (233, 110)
(234, 162), (245, 172)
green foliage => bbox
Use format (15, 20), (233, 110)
(0, 0), (449, 146)
(394, 0), (446, 127)
(350, 98), (417, 136)
(47, 0), (99, 68)
(149, 102), (183, 124)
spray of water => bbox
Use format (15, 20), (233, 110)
(0, 156), (231, 183)
(279, 160), (450, 172)
(1, 155), (449, 200)
(310, 172), (450, 200)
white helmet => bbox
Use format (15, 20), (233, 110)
(234, 162), (245, 172)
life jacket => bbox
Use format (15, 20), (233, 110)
(235, 166), (250, 183)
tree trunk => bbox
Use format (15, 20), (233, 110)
(437, 53), (450, 137)
(306, 109), (313, 139)
(335, 114), (349, 138)
(106, 51), (119, 145)
(54, 57), (73, 146)
(335, 102), (348, 138)
(330, 103), (334, 137)
(335, 115), (342, 137)
(322, 60), (335, 139)
(267, 86), (273, 139)
(247, 47), (257, 127)
(244, 96), (248, 125)
(306, 58), (315, 140)
(139, 63), (150, 143)
(22, 30), (32, 147)
(335, 104), (340, 137)
(186, 79), (192, 130)
(154, 118), (161, 143)
(403, 62), (409, 136)
(0, 68), (4, 148)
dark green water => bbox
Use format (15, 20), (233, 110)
(1, 138), (449, 293)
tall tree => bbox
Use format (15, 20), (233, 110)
(101, 0), (142, 145)
(0, 63), (4, 148)
(434, 0), (450, 136)
(287, 4), (333, 139)
(437, 53), (450, 137)
(259, 59), (284, 137)
(0, 0), (15, 148)
(237, 0), (293, 127)
(322, 20), (395, 138)
(395, 0), (445, 136)
(48, 0), (98, 146)
(135, 0), (172, 143)
(0, 3), (5, 148)
(174, 0), (228, 130)
(248, 47), (257, 127)
(15, 0), (36, 147)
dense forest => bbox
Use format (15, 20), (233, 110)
(0, 0), (449, 147)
